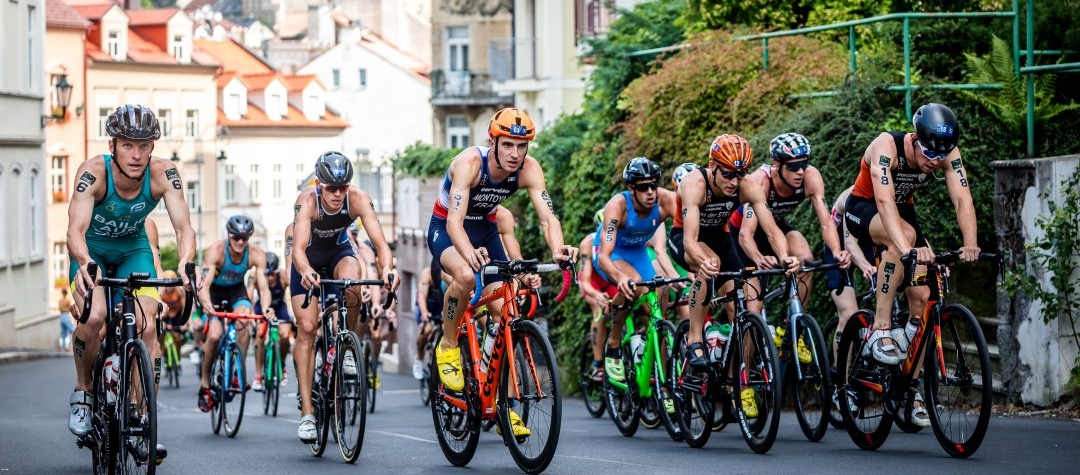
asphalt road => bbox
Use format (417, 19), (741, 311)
(2, 354), (1078, 474)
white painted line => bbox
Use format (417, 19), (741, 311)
(381, 388), (419, 395)
(369, 430), (437, 444)
(555, 454), (666, 469)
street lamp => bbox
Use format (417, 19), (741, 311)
(41, 73), (73, 128)
(170, 125), (229, 263)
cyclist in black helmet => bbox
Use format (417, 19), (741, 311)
(291, 151), (398, 443)
(66, 104), (202, 464)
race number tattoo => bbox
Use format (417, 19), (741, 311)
(541, 191), (554, 213)
(171, 180), (182, 190)
(294, 204), (301, 215)
(446, 296), (460, 323)
(681, 208), (687, 219)
(951, 159), (968, 187)
(284, 236), (293, 258)
(604, 219), (618, 243)
(745, 207), (754, 219)
(76, 172), (96, 193)
(166, 168), (182, 189)
(452, 189), (464, 211)
(689, 281), (702, 308)
(881, 262), (896, 295)
(878, 155), (891, 185)
(74, 336), (86, 357)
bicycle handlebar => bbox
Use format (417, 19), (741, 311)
(470, 259), (573, 306)
(628, 275), (692, 291)
(900, 250), (1002, 286)
(78, 262), (196, 325)
(301, 274), (394, 310)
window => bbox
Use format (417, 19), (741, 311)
(446, 26), (470, 95)
(171, 34), (185, 60)
(158, 108), (172, 138)
(332, 69), (340, 87)
(273, 164), (281, 173)
(98, 107), (112, 138)
(227, 93), (242, 118)
(357, 169), (387, 213)
(225, 178), (236, 202)
(447, 115), (470, 149)
(52, 242), (68, 288)
(48, 74), (66, 117)
(296, 164), (305, 173)
(186, 181), (199, 211)
(50, 156), (67, 203)
(250, 164), (259, 174)
(185, 109), (199, 137)
(106, 30), (121, 58)
(30, 167), (42, 256)
(273, 178), (282, 199)
(28, 5), (38, 90)
(250, 180), (260, 201)
(225, 164), (235, 175)
(13, 167), (26, 258)
(359, 68), (367, 88)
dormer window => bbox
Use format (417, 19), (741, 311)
(106, 30), (121, 58)
(268, 92), (284, 120)
(227, 92), (243, 119)
(303, 93), (324, 121)
(171, 34), (187, 62)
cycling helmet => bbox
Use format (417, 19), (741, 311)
(709, 134), (753, 171)
(622, 156), (662, 184)
(265, 252), (280, 272)
(593, 209), (604, 227)
(769, 133), (811, 161)
(161, 270), (178, 279)
(106, 104), (161, 141)
(488, 108), (536, 140)
(226, 215), (254, 238)
(912, 103), (960, 156)
(314, 151), (353, 186)
(348, 222), (360, 235)
(671, 163), (697, 187)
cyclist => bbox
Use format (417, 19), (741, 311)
(413, 263), (444, 379)
(195, 215), (276, 411)
(578, 210), (613, 381)
(428, 108), (576, 439)
(668, 134), (798, 373)
(665, 163), (699, 323)
(66, 104), (201, 463)
(825, 186), (877, 350)
(843, 103), (979, 372)
(596, 157), (679, 383)
(251, 252), (294, 390)
(291, 151), (397, 443)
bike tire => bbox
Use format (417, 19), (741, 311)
(604, 340), (640, 437)
(210, 355), (224, 435)
(310, 336), (331, 457)
(335, 331), (368, 463)
(365, 340), (378, 414)
(579, 334), (607, 418)
(430, 331), (480, 467)
(791, 315), (831, 442)
(734, 312), (782, 454)
(671, 319), (713, 448)
(925, 304), (993, 458)
(89, 356), (114, 475)
(821, 315), (845, 429)
(118, 339), (158, 474)
(420, 328), (440, 407)
(836, 310), (891, 451)
(893, 383), (925, 433)
(499, 319), (562, 474)
(223, 345), (246, 438)
(263, 342), (275, 415)
(654, 319), (683, 442)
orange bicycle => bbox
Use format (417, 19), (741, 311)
(430, 259), (573, 474)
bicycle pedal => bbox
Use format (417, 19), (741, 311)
(679, 374), (707, 394)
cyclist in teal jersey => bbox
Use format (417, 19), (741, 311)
(66, 105), (202, 463)
(195, 215), (276, 411)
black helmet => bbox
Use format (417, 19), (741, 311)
(226, 215), (254, 238)
(913, 103), (960, 157)
(622, 156), (662, 184)
(106, 104), (161, 141)
(265, 252), (279, 272)
(314, 151), (353, 186)
(769, 132), (811, 161)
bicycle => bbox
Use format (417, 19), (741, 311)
(301, 275), (394, 463)
(419, 316), (444, 407)
(757, 261), (840, 442)
(835, 250), (1001, 458)
(204, 308), (264, 438)
(602, 275), (689, 442)
(430, 259), (572, 474)
(670, 267), (784, 453)
(578, 327), (607, 418)
(75, 262), (194, 474)
(365, 308), (392, 413)
(158, 320), (183, 389)
(260, 317), (284, 417)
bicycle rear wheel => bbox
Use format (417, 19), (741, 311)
(210, 354), (224, 435)
(420, 328), (440, 407)
(734, 312), (782, 454)
(430, 332), (480, 467)
(335, 332), (368, 463)
(791, 315), (831, 442)
(118, 340), (158, 474)
(365, 340), (378, 413)
(604, 341), (639, 438)
(926, 304), (993, 458)
(310, 337), (331, 457)
(836, 310), (891, 451)
(499, 319), (561, 475)
(654, 319), (682, 442)
(821, 315), (845, 429)
(579, 334), (607, 418)
(671, 319), (713, 448)
(222, 345), (246, 437)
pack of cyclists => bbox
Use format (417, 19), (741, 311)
(65, 102), (979, 467)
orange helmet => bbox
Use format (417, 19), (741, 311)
(488, 108), (536, 140)
(709, 134), (753, 171)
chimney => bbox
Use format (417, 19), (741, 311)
(308, 5), (319, 46)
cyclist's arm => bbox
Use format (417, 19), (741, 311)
(66, 158), (105, 296)
(596, 196), (626, 283)
(198, 244), (222, 310)
(520, 156), (572, 262)
(156, 159), (198, 285)
(145, 218), (166, 277)
(743, 179), (795, 268)
(353, 189), (397, 289)
(251, 246), (275, 318)
(577, 234), (605, 304)
(679, 173), (709, 270)
(806, 167), (845, 262)
(494, 205), (524, 259)
(291, 190), (318, 287)
(650, 226), (678, 278)
(867, 134), (909, 253)
(942, 152), (979, 254)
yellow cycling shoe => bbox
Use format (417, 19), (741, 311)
(797, 337), (813, 364)
(435, 342), (465, 392)
(740, 388), (759, 418)
(496, 409), (531, 438)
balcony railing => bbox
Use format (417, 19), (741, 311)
(430, 69), (513, 106)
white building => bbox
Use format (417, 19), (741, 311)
(0, 0), (51, 347)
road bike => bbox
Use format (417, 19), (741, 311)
(205, 309), (264, 438)
(260, 317), (284, 417)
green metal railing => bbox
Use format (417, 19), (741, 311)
(629, 1), (1080, 157)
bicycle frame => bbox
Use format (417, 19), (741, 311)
(264, 322), (282, 385)
(608, 277), (687, 397)
(208, 312), (264, 398)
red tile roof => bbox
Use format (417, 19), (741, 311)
(124, 29), (178, 64)
(194, 39), (274, 75)
(281, 75), (320, 92)
(127, 8), (178, 26)
(217, 106), (348, 129)
(71, 2), (117, 21)
(47, 0), (92, 29)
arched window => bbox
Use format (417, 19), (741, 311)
(11, 163), (26, 259)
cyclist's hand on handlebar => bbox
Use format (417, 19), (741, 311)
(75, 261), (97, 299)
(860, 264), (877, 283)
(616, 276), (635, 301)
(835, 249), (852, 269)
(521, 273), (542, 289)
(780, 256), (800, 275)
(959, 245), (981, 264)
(300, 268), (320, 290)
(467, 247), (489, 272)
(553, 245), (578, 265)
(913, 247), (935, 266)
(697, 258), (719, 279)
(753, 254), (778, 270)
(383, 268), (399, 292)
(360, 288), (372, 303)
(265, 307), (276, 322)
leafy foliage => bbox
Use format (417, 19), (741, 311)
(684, 0), (889, 32)
(160, 242), (179, 275)
(391, 141), (460, 177)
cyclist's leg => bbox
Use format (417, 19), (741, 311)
(275, 302), (294, 378)
(329, 251), (364, 336)
(200, 311), (224, 389)
(783, 228), (815, 305)
(602, 252), (648, 349)
(289, 264), (320, 418)
(865, 214), (918, 365)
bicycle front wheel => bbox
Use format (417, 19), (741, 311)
(925, 304), (993, 458)
(222, 344), (246, 438)
(654, 319), (683, 442)
(118, 339), (158, 474)
(365, 340), (378, 413)
(209, 354), (224, 435)
(335, 332), (368, 463)
(430, 332), (480, 467)
(263, 341), (276, 416)
(836, 310), (891, 451)
(671, 319), (713, 448)
(791, 315), (831, 442)
(734, 312), (782, 454)
(499, 319), (561, 475)
(579, 334), (606, 418)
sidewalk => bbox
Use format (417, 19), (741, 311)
(0, 347), (71, 364)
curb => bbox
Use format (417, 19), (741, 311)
(0, 350), (71, 364)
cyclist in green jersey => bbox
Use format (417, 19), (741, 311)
(66, 105), (202, 463)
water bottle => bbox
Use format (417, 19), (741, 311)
(479, 321), (500, 373)
(104, 354), (120, 404)
(314, 351), (324, 385)
(630, 333), (645, 364)
(324, 346), (335, 377)
(705, 322), (731, 361)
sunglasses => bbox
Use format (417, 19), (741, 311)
(631, 182), (659, 192)
(718, 168), (748, 180)
(782, 160), (810, 172)
(230, 235), (249, 242)
(321, 184), (349, 194)
(915, 140), (949, 161)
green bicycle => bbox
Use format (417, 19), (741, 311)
(261, 318), (284, 417)
(159, 320), (183, 389)
(604, 275), (689, 442)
